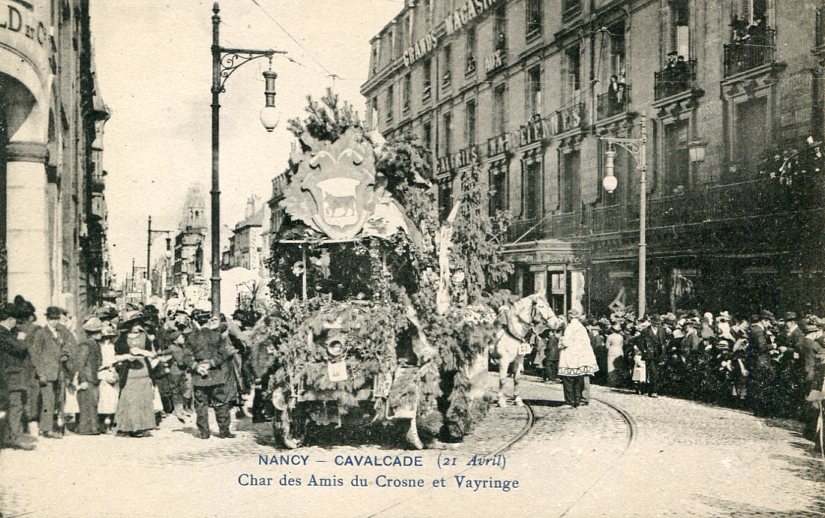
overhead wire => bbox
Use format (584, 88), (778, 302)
(247, 0), (335, 78)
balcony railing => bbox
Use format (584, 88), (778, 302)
(723, 28), (776, 77)
(654, 60), (697, 101)
(503, 174), (825, 243)
(508, 218), (541, 242)
(597, 84), (632, 120)
(588, 204), (625, 235)
(555, 102), (585, 134)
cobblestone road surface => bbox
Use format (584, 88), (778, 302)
(1, 374), (822, 517)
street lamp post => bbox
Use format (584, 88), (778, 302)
(601, 114), (648, 317)
(211, 2), (286, 317)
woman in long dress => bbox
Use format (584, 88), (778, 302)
(114, 312), (157, 437)
(606, 323), (626, 387)
(97, 323), (124, 432)
(558, 309), (599, 407)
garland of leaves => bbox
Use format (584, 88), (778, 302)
(452, 161), (513, 304)
(251, 298), (407, 409)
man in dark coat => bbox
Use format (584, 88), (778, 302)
(639, 315), (668, 397)
(29, 306), (75, 438)
(0, 303), (36, 450)
(75, 317), (105, 435)
(14, 298), (41, 437)
(187, 327), (234, 439)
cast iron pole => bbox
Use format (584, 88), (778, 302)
(146, 215), (152, 279)
(638, 116), (647, 318)
(210, 3), (222, 317)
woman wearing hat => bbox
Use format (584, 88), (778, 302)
(75, 317), (105, 434)
(113, 310), (157, 437)
(97, 322), (122, 432)
(605, 322), (625, 387)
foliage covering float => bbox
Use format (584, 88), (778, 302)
(249, 298), (408, 408)
(451, 162), (513, 305)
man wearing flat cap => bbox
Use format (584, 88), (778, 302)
(0, 302), (36, 450)
(29, 306), (77, 438)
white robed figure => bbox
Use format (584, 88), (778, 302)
(558, 309), (598, 407)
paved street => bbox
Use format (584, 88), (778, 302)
(1, 374), (823, 518)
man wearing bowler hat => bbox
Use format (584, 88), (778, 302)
(639, 314), (668, 397)
(29, 306), (76, 438)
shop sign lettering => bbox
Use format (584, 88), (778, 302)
(1, 2), (48, 47)
(484, 49), (504, 74)
(403, 31), (437, 67)
(445, 0), (502, 36)
(437, 145), (479, 175)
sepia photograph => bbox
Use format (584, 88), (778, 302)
(0, 0), (824, 516)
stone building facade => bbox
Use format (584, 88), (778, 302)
(362, 0), (825, 316)
(0, 0), (112, 321)
(173, 185), (207, 290)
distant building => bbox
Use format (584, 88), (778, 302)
(265, 172), (288, 268)
(227, 196), (270, 277)
(173, 185), (207, 289)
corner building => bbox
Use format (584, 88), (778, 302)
(362, 0), (825, 316)
(0, 0), (111, 320)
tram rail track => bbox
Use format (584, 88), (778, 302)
(527, 381), (638, 518)
(367, 379), (637, 518)
(365, 397), (536, 517)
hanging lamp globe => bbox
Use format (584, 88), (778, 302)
(602, 174), (618, 194)
(261, 69), (279, 132)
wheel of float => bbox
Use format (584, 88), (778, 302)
(405, 414), (424, 450)
(273, 406), (308, 449)
(403, 393), (425, 450)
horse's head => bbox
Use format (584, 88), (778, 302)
(530, 295), (561, 330)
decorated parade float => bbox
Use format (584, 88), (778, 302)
(249, 93), (514, 449)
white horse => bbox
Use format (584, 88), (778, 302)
(493, 294), (560, 407)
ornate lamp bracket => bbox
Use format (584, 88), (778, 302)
(212, 47), (286, 94)
(602, 137), (643, 162)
